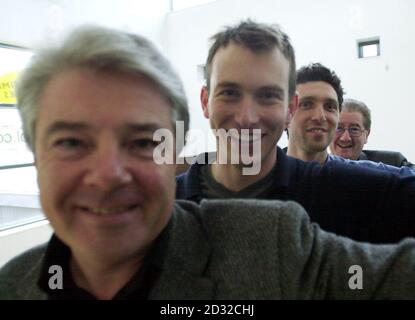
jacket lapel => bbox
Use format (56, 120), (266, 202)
(149, 202), (215, 299)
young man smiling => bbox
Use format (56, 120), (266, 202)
(287, 63), (342, 164)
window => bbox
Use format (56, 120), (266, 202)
(0, 44), (42, 232)
(0, 44), (34, 168)
(171, 0), (217, 11)
(357, 38), (380, 58)
(0, 165), (42, 231)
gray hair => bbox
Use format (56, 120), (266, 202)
(16, 25), (189, 152)
(342, 98), (371, 130)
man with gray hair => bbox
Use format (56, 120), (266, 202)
(330, 98), (414, 167)
(4, 24), (415, 300)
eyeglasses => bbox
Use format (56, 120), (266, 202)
(335, 126), (365, 137)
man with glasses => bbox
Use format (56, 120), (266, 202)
(286, 64), (414, 175)
(330, 99), (414, 168)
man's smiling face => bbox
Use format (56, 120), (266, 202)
(330, 111), (369, 160)
(35, 67), (177, 259)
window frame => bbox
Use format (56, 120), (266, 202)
(357, 38), (380, 59)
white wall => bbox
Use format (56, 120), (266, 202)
(164, 0), (415, 160)
(0, 221), (52, 268)
(0, 0), (170, 48)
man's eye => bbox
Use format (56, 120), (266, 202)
(218, 89), (239, 97)
(325, 103), (338, 111)
(132, 139), (159, 150)
(51, 138), (88, 159)
(54, 138), (84, 149)
(300, 101), (312, 108)
(258, 91), (280, 101)
(350, 128), (361, 134)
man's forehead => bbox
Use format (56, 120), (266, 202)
(211, 44), (290, 88)
(214, 43), (287, 64)
(340, 111), (364, 125)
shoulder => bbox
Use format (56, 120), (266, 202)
(0, 243), (48, 299)
(362, 150), (409, 167)
(173, 198), (311, 238)
(198, 199), (311, 239)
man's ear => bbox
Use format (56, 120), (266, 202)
(200, 86), (210, 119)
(285, 93), (298, 128)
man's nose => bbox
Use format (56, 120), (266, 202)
(83, 143), (132, 191)
(235, 97), (259, 127)
(339, 129), (352, 141)
(311, 105), (326, 122)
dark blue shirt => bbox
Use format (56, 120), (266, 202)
(176, 147), (415, 244)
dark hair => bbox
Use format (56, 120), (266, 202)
(342, 98), (371, 130)
(205, 19), (296, 98)
(296, 63), (344, 109)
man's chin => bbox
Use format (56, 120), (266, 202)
(308, 142), (330, 153)
(336, 148), (353, 159)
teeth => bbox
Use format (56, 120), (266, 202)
(309, 129), (325, 132)
(89, 206), (132, 215)
(230, 131), (262, 142)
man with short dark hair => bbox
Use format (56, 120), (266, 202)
(286, 63), (343, 164)
(330, 99), (414, 168)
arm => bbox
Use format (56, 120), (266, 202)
(329, 154), (415, 177)
(278, 201), (415, 299)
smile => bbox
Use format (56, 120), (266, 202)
(80, 205), (137, 216)
(307, 128), (328, 133)
(336, 143), (353, 149)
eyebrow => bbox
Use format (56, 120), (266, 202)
(338, 122), (363, 128)
(300, 96), (338, 104)
(257, 85), (285, 96)
(215, 82), (240, 90)
(44, 121), (89, 138)
(215, 82), (285, 94)
(123, 123), (167, 134)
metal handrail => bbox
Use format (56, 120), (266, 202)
(0, 163), (34, 170)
